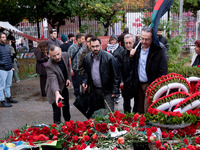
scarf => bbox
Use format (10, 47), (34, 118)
(107, 43), (119, 53)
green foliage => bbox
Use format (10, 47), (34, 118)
(141, 10), (152, 26)
(85, 0), (125, 35)
(174, 66), (200, 78)
(171, 0), (200, 16)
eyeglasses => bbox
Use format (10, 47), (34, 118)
(91, 45), (100, 48)
(141, 37), (151, 42)
(51, 29), (56, 32)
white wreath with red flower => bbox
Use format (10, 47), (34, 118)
(146, 73), (200, 128)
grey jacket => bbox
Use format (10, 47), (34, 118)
(45, 52), (72, 104)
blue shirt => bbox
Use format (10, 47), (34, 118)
(138, 46), (150, 82)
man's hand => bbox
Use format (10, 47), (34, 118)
(66, 79), (71, 88)
(130, 49), (136, 57)
(12, 68), (15, 71)
(55, 91), (64, 106)
(111, 94), (116, 97)
(71, 69), (74, 76)
(82, 83), (88, 91)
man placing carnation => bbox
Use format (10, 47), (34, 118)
(45, 45), (71, 124)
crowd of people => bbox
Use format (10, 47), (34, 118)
(34, 26), (169, 124)
(1, 26), (200, 124)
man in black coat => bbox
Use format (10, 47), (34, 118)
(131, 26), (168, 113)
(157, 28), (169, 56)
(82, 36), (120, 112)
(119, 34), (135, 113)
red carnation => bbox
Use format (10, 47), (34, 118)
(58, 102), (63, 108)
(159, 146), (166, 150)
(95, 123), (101, 131)
(133, 113), (139, 121)
(146, 129), (152, 136)
(87, 129), (93, 134)
(152, 109), (159, 115)
(139, 121), (145, 127)
(83, 135), (90, 142)
(52, 123), (57, 127)
(72, 135), (79, 142)
(90, 141), (96, 148)
(155, 140), (161, 148)
(195, 136), (200, 144)
(150, 127), (157, 133)
(41, 126), (50, 134)
(110, 125), (116, 132)
(131, 122), (137, 128)
(101, 123), (108, 131)
(81, 143), (87, 149)
(92, 133), (97, 140)
(183, 138), (188, 145)
(51, 128), (59, 136)
(118, 137), (125, 144)
(52, 136), (58, 140)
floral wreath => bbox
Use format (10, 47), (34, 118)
(187, 76), (200, 93)
(147, 75), (191, 105)
(195, 79), (200, 92)
(173, 92), (200, 113)
(149, 92), (189, 111)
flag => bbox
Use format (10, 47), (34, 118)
(150, 0), (174, 47)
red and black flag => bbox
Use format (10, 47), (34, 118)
(150, 0), (174, 47)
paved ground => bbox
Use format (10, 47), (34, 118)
(0, 78), (132, 139)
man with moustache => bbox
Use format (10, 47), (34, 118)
(0, 32), (18, 107)
(118, 34), (135, 113)
(45, 45), (71, 124)
(68, 33), (86, 99)
(131, 26), (168, 113)
(82, 36), (120, 112)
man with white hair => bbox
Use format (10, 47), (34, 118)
(119, 34), (135, 113)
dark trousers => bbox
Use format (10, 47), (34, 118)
(52, 87), (71, 124)
(123, 97), (131, 113)
(72, 70), (82, 98)
(93, 87), (114, 112)
(133, 83), (149, 114)
(40, 75), (47, 97)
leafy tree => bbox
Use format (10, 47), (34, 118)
(0, 0), (24, 25)
(171, 0), (200, 16)
(85, 0), (125, 35)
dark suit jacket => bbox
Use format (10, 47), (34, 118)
(132, 42), (168, 85)
(45, 52), (72, 104)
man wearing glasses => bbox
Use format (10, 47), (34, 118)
(131, 26), (168, 114)
(47, 29), (62, 47)
(82, 36), (120, 112)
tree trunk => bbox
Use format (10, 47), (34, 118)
(36, 18), (40, 38)
(79, 16), (82, 32)
(57, 26), (60, 37)
(103, 23), (110, 36)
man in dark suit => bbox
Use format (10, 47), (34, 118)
(45, 45), (72, 124)
(131, 26), (168, 113)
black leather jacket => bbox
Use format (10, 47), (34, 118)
(82, 50), (120, 95)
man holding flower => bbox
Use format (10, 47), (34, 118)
(45, 45), (71, 124)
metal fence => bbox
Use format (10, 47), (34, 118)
(14, 2), (197, 47)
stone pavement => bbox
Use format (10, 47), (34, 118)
(0, 78), (134, 139)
